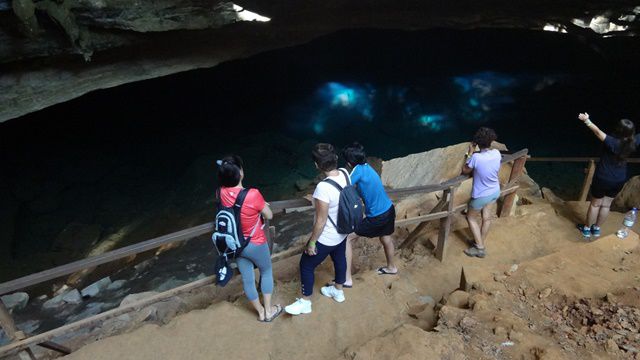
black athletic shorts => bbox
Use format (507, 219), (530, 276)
(355, 205), (396, 238)
(590, 178), (624, 199)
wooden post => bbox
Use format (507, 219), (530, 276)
(0, 301), (17, 341)
(499, 155), (527, 218)
(579, 160), (596, 202)
(264, 218), (276, 253)
(435, 186), (456, 262)
(398, 195), (448, 250)
(38, 341), (72, 355)
(459, 267), (470, 292)
(0, 302), (36, 359)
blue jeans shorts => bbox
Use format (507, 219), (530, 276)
(468, 189), (500, 210)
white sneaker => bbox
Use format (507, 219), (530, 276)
(285, 298), (312, 315)
(320, 285), (345, 303)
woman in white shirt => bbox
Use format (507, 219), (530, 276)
(285, 143), (349, 315)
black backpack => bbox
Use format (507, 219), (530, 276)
(211, 188), (260, 285)
(323, 169), (364, 234)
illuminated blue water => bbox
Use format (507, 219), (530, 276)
(1, 27), (639, 281)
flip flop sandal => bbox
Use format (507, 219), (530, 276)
(264, 304), (283, 323)
(325, 280), (352, 288)
(377, 267), (398, 275)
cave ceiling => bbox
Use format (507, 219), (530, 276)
(0, 0), (638, 123)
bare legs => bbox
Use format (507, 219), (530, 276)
(586, 196), (613, 227)
(249, 294), (278, 321)
(379, 235), (397, 273)
(467, 204), (495, 249)
(344, 233), (397, 285)
(480, 205), (493, 245)
(345, 234), (356, 286)
(467, 208), (484, 249)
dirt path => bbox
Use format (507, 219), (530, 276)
(59, 201), (640, 360)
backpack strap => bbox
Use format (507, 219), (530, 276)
(215, 188), (221, 209)
(234, 188), (251, 208)
(233, 188), (262, 252)
(322, 177), (342, 231)
(338, 168), (351, 186)
(323, 178), (343, 192)
(248, 217), (261, 238)
(326, 212), (339, 230)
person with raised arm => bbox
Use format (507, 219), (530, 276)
(577, 112), (639, 238)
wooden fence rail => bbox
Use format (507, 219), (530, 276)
(0, 148), (529, 358)
(0, 149), (529, 297)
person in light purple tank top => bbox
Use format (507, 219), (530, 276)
(461, 127), (501, 258)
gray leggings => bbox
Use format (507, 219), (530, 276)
(236, 242), (274, 301)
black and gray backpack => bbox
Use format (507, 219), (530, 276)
(323, 168), (364, 234)
(211, 188), (260, 285)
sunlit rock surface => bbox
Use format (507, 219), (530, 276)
(1, 0), (639, 122)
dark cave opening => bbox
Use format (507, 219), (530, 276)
(1, 27), (639, 282)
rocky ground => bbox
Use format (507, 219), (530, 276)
(33, 201), (638, 360)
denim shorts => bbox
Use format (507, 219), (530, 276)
(469, 189), (500, 210)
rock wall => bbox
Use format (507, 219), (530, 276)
(1, 0), (639, 122)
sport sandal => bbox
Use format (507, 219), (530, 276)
(464, 246), (486, 258)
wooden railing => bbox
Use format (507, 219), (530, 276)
(0, 148), (529, 358)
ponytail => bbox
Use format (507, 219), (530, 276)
(217, 155), (244, 187)
(615, 119), (636, 161)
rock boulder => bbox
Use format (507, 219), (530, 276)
(0, 292), (29, 312)
(81, 277), (112, 298)
(382, 142), (524, 234)
(614, 175), (640, 211)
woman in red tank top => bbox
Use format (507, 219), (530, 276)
(217, 155), (281, 322)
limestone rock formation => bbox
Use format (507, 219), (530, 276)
(381, 142), (523, 227)
(614, 175), (640, 211)
(1, 0), (639, 122)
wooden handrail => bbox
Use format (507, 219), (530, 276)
(0, 148), (531, 357)
(0, 199), (309, 296)
(0, 148), (528, 296)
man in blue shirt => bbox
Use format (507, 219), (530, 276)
(341, 142), (397, 286)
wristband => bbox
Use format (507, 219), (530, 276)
(585, 119), (593, 127)
(309, 240), (316, 247)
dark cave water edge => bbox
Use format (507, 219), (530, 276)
(1, 28), (640, 341)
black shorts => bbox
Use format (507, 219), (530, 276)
(355, 205), (396, 238)
(590, 178), (624, 199)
